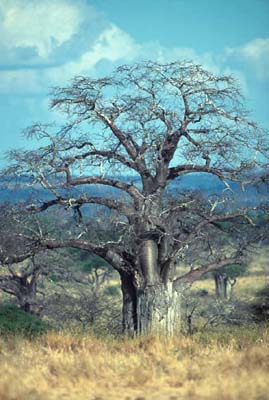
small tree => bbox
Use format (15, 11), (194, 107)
(0, 259), (42, 314)
(213, 263), (247, 300)
(213, 272), (235, 300)
(1, 61), (268, 336)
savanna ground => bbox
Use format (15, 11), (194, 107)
(1, 327), (269, 400)
(0, 250), (269, 400)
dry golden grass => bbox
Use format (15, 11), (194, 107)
(0, 327), (269, 400)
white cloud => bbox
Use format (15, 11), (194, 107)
(229, 38), (269, 60)
(0, 0), (83, 59)
(226, 38), (269, 79)
(0, 11), (253, 97)
(57, 24), (141, 78)
(0, 24), (141, 93)
(81, 25), (140, 64)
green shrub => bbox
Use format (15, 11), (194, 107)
(103, 284), (121, 297)
(256, 286), (269, 298)
(0, 304), (50, 337)
(81, 254), (111, 273)
(251, 285), (269, 322)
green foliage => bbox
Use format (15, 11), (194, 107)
(209, 263), (248, 279)
(256, 285), (269, 298)
(0, 304), (50, 337)
(103, 284), (121, 297)
(49, 273), (61, 282)
(81, 254), (111, 273)
(222, 263), (248, 279)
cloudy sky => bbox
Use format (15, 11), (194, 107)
(0, 0), (268, 163)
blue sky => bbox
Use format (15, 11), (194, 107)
(0, 0), (269, 164)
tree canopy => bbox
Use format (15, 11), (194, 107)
(1, 61), (268, 335)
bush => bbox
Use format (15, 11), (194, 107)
(103, 284), (121, 297)
(43, 291), (122, 335)
(251, 285), (269, 322)
(0, 304), (50, 337)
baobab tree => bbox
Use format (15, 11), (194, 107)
(1, 61), (268, 335)
(213, 263), (247, 300)
(0, 259), (42, 314)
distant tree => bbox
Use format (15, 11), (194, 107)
(0, 206), (116, 321)
(213, 263), (247, 300)
(1, 61), (268, 336)
(0, 259), (42, 314)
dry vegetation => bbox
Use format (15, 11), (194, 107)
(0, 250), (268, 400)
(0, 326), (268, 400)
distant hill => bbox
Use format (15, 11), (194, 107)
(168, 173), (268, 206)
(0, 173), (268, 207)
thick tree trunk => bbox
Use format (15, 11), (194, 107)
(120, 271), (137, 336)
(137, 282), (182, 335)
(121, 277), (182, 336)
(17, 278), (38, 314)
(18, 293), (36, 313)
(120, 194), (183, 336)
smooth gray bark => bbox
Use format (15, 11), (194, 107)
(136, 282), (182, 335)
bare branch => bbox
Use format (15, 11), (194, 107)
(174, 256), (244, 286)
(26, 196), (135, 219)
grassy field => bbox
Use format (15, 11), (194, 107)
(0, 327), (269, 400)
(0, 249), (268, 400)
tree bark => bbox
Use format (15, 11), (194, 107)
(121, 277), (182, 336)
(17, 276), (38, 314)
(120, 271), (137, 336)
(214, 273), (235, 300)
(136, 282), (182, 335)
(120, 214), (183, 336)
